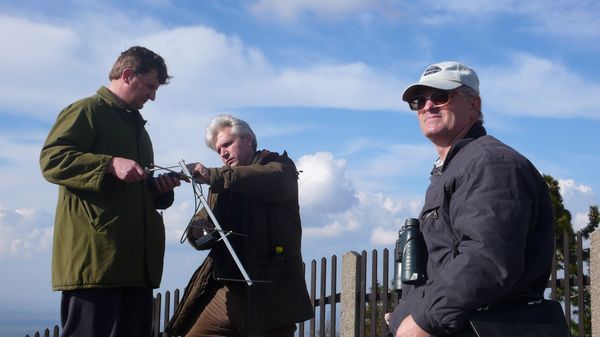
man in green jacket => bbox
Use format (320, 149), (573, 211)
(40, 46), (182, 337)
(166, 114), (313, 337)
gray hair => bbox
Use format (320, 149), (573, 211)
(456, 85), (484, 122)
(205, 114), (257, 151)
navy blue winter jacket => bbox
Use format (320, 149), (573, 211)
(388, 121), (554, 336)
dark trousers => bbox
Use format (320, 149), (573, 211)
(186, 283), (296, 337)
(60, 287), (153, 337)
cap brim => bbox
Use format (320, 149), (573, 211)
(401, 80), (463, 101)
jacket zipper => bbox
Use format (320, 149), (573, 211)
(421, 209), (438, 222)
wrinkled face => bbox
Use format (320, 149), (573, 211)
(413, 88), (479, 147)
(122, 70), (160, 110)
(213, 127), (255, 167)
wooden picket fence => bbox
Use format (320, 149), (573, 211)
(26, 232), (590, 337)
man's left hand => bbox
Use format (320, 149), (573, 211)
(152, 173), (182, 194)
(188, 162), (210, 184)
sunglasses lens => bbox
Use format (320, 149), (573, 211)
(409, 96), (426, 110)
(431, 92), (450, 105)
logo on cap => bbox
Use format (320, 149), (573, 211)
(423, 65), (442, 77)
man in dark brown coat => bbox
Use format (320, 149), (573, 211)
(167, 114), (313, 337)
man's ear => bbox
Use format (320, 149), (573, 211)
(243, 135), (254, 147)
(122, 68), (134, 83)
(469, 96), (481, 119)
(472, 96), (481, 112)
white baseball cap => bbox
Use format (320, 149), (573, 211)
(401, 61), (479, 101)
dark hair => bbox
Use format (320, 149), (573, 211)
(108, 46), (171, 84)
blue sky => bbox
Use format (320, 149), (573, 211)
(1, 0), (599, 334)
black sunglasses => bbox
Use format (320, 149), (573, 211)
(407, 90), (471, 111)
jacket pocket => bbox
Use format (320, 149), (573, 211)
(255, 254), (285, 284)
(420, 206), (439, 227)
(73, 193), (117, 232)
(90, 207), (119, 232)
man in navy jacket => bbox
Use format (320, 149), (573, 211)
(387, 62), (554, 336)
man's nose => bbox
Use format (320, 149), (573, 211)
(419, 99), (438, 113)
(424, 98), (436, 108)
(148, 90), (156, 101)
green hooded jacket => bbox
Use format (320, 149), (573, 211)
(40, 86), (172, 291)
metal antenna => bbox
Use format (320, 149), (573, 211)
(178, 159), (254, 286)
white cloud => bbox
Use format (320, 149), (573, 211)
(0, 15), (79, 72)
(557, 178), (598, 233)
(254, 120), (319, 140)
(371, 226), (398, 245)
(517, 0), (600, 39)
(249, 0), (600, 41)
(130, 24), (406, 113)
(559, 179), (593, 198)
(298, 152), (422, 244)
(483, 53), (600, 120)
(1, 14), (405, 123)
(573, 212), (590, 233)
(0, 15), (105, 116)
(271, 63), (403, 110)
(304, 211), (361, 238)
(302, 189), (421, 243)
(0, 133), (59, 214)
(249, 0), (373, 22)
(342, 142), (434, 194)
(394, 0), (600, 40)
(417, 0), (515, 25)
(162, 198), (197, 245)
(352, 143), (434, 176)
(298, 152), (357, 212)
(8, 12), (600, 129)
(0, 205), (54, 259)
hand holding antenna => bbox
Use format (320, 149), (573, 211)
(109, 157), (146, 182)
(186, 162), (210, 184)
(145, 163), (190, 182)
(143, 163), (187, 195)
(178, 159), (256, 286)
(147, 160), (266, 286)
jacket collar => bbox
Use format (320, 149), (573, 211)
(432, 121), (486, 175)
(251, 150), (287, 165)
(97, 86), (147, 126)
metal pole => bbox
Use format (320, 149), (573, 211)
(179, 159), (253, 286)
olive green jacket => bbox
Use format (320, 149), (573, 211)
(40, 86), (172, 291)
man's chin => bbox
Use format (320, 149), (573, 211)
(134, 101), (147, 110)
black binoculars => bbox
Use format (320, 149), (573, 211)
(393, 218), (428, 292)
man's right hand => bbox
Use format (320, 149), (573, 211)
(107, 157), (146, 182)
(189, 218), (216, 249)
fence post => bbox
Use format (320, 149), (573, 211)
(341, 251), (361, 337)
(591, 231), (600, 337)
